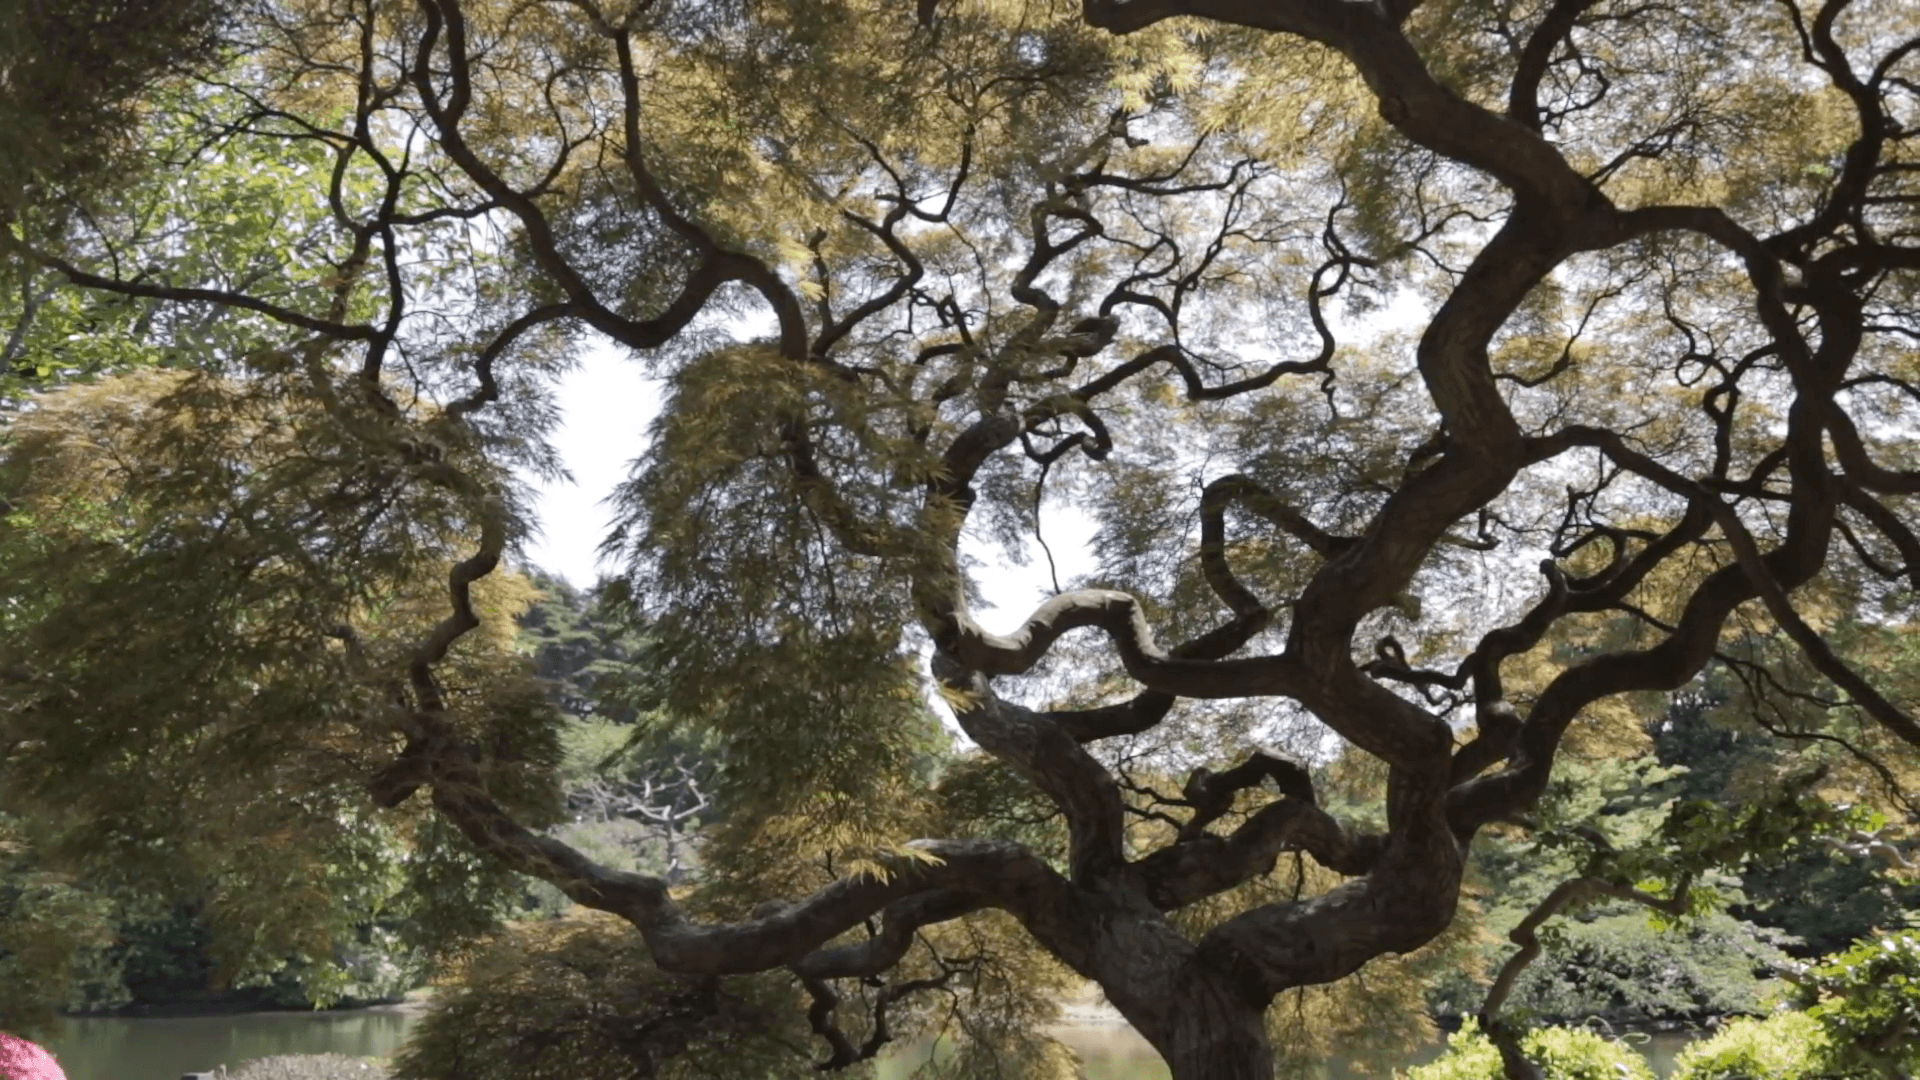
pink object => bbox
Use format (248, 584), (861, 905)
(0, 1033), (65, 1080)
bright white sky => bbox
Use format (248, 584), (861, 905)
(518, 340), (658, 588)
(519, 339), (1100, 634)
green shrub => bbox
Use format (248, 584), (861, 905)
(1669, 1012), (1829, 1080)
(1669, 935), (1920, 1080)
(1402, 1018), (1655, 1080)
(388, 910), (819, 1080)
(1525, 1025), (1658, 1080)
(1802, 934), (1920, 1078)
(1493, 910), (1794, 1026)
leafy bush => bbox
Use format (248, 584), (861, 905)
(1402, 1018), (1655, 1080)
(0, 853), (118, 1033)
(1669, 935), (1920, 1080)
(1524, 1026), (1659, 1080)
(1498, 909), (1794, 1026)
(389, 910), (818, 1080)
(1800, 934), (1920, 1078)
(1669, 1012), (1828, 1080)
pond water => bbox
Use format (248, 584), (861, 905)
(33, 1008), (1695, 1080)
(40, 1009), (413, 1080)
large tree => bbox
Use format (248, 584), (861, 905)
(3, 0), (1918, 1076)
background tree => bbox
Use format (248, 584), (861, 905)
(1445, 754), (1801, 1030)
(1651, 649), (1920, 958)
(1, 1), (1917, 1077)
(517, 577), (719, 892)
(517, 575), (658, 727)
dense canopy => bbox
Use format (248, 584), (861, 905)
(3, 0), (1919, 1076)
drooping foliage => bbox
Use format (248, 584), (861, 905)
(0, 370), (561, 1029)
(390, 910), (816, 1080)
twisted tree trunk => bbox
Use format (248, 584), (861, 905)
(1125, 973), (1277, 1080)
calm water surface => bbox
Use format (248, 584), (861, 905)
(42, 1009), (412, 1080)
(36, 1008), (1693, 1080)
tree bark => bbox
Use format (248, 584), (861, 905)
(1127, 972), (1276, 1080)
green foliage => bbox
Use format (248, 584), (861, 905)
(1402, 1018), (1655, 1080)
(1449, 700), (1917, 1032)
(618, 343), (938, 660)
(93, 896), (422, 1015)
(2, 82), (375, 408)
(1500, 910), (1794, 1027)
(930, 754), (1068, 863)
(513, 576), (716, 893)
(3, 1), (1917, 1074)
(1651, 785), (1877, 891)
(1458, 752), (1806, 1027)
(382, 816), (546, 964)
(611, 344), (961, 885)
(390, 911), (820, 1080)
(1739, 848), (1915, 960)
(1652, 671), (1920, 958)
(901, 1031), (1083, 1080)
(1520, 1026), (1658, 1080)
(517, 576), (661, 727)
(1669, 1011), (1830, 1080)
(1664, 937), (1920, 1080)
(662, 626), (949, 898)
(395, 905), (1082, 1080)
(0, 819), (118, 1037)
(0, 372), (556, 1014)
(1799, 935), (1920, 1077)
